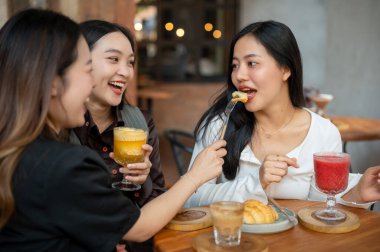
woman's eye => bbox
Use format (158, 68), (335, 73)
(128, 60), (135, 67)
(248, 61), (257, 67)
(231, 63), (238, 69)
(108, 57), (119, 63)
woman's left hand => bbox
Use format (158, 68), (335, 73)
(354, 165), (380, 202)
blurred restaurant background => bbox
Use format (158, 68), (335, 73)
(1, 0), (379, 188)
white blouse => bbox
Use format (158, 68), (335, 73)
(185, 109), (370, 209)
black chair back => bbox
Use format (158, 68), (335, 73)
(164, 129), (195, 176)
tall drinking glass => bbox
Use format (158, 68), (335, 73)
(112, 127), (147, 191)
(313, 152), (350, 221)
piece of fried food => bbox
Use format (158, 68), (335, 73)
(231, 91), (248, 103)
(243, 199), (279, 224)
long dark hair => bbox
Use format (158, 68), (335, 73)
(80, 20), (135, 53)
(194, 21), (305, 180)
(0, 8), (81, 229)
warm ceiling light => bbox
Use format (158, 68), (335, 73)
(165, 22), (174, 31)
(213, 29), (222, 39)
(204, 23), (213, 32)
(176, 28), (185, 37)
(134, 22), (143, 31)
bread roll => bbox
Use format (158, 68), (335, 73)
(243, 199), (279, 224)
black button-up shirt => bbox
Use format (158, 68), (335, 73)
(73, 103), (166, 207)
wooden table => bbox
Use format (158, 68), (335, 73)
(154, 200), (380, 252)
(137, 88), (174, 114)
(329, 116), (380, 152)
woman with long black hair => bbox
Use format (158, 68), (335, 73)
(185, 21), (380, 209)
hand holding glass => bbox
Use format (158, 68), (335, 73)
(313, 152), (350, 221)
(112, 127), (147, 191)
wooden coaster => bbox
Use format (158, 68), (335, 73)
(192, 232), (268, 252)
(298, 207), (360, 233)
(165, 207), (213, 231)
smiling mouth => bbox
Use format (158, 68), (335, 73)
(108, 81), (125, 90)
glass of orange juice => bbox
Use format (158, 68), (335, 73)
(112, 127), (147, 191)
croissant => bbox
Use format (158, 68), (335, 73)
(243, 199), (279, 224)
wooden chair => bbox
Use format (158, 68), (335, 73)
(164, 129), (195, 176)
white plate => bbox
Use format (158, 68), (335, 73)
(242, 208), (297, 234)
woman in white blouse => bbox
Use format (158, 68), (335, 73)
(185, 21), (380, 209)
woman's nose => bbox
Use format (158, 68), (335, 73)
(235, 64), (248, 81)
(117, 64), (133, 79)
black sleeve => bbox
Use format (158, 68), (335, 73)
(46, 146), (140, 251)
(135, 110), (166, 206)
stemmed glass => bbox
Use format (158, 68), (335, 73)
(112, 127), (147, 191)
(310, 94), (333, 117)
(313, 152), (350, 221)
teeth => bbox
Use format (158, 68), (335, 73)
(241, 88), (252, 92)
(109, 81), (125, 88)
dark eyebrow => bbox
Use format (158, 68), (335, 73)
(244, 53), (261, 58)
(104, 48), (122, 54)
(104, 48), (134, 58)
(232, 53), (261, 60)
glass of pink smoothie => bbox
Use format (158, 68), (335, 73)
(313, 152), (350, 221)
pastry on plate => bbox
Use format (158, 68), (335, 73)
(243, 199), (279, 224)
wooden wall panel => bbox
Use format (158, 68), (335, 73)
(98, 0), (115, 22)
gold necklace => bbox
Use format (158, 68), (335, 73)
(257, 109), (296, 139)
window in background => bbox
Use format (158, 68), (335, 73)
(135, 0), (239, 83)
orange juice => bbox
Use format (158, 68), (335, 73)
(113, 127), (147, 166)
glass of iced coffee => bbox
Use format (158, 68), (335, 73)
(209, 201), (244, 247)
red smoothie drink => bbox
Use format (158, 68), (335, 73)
(314, 153), (350, 194)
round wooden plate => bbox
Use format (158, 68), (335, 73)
(165, 207), (213, 231)
(192, 232), (268, 252)
(298, 207), (360, 233)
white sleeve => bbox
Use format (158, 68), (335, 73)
(184, 168), (268, 208)
(184, 117), (268, 208)
(337, 173), (374, 209)
(186, 117), (221, 172)
(325, 118), (343, 152)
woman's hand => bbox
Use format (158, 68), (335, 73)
(110, 144), (153, 185)
(186, 140), (227, 187)
(259, 154), (299, 189)
(116, 243), (128, 252)
(346, 166), (380, 203)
